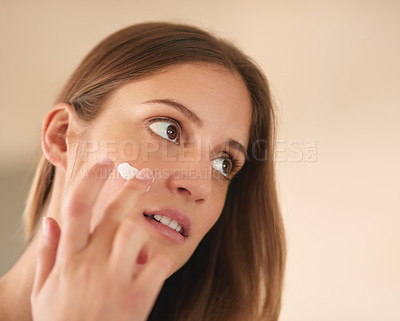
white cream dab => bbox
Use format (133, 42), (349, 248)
(117, 162), (139, 180)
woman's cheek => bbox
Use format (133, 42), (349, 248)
(196, 202), (225, 241)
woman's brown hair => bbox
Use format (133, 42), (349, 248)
(23, 22), (286, 321)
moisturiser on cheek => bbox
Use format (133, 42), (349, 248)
(117, 162), (139, 180)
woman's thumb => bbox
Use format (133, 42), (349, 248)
(31, 217), (61, 299)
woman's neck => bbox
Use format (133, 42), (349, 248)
(0, 178), (58, 321)
(0, 233), (41, 321)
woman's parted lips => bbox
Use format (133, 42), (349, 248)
(143, 207), (192, 237)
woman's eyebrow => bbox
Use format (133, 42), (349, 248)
(142, 99), (204, 127)
(225, 139), (247, 159)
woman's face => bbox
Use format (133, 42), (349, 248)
(66, 63), (252, 275)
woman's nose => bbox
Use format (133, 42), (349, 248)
(166, 160), (212, 204)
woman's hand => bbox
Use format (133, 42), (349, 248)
(31, 160), (171, 321)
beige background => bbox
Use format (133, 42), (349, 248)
(1, 0), (399, 320)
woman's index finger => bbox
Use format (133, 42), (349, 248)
(59, 159), (114, 257)
(87, 168), (154, 254)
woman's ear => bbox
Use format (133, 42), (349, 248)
(41, 103), (79, 172)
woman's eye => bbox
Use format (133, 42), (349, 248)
(212, 158), (233, 177)
(148, 119), (181, 144)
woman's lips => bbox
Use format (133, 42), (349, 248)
(142, 208), (191, 244)
(143, 215), (185, 244)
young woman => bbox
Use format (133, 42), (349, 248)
(0, 22), (286, 321)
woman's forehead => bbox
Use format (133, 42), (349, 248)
(106, 63), (253, 147)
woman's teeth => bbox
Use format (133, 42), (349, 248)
(152, 214), (183, 233)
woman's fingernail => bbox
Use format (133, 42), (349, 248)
(136, 168), (153, 181)
(100, 158), (113, 165)
(99, 158), (113, 165)
(145, 179), (153, 192)
(42, 217), (50, 237)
